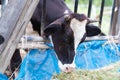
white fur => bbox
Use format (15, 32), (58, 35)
(58, 60), (76, 72)
(70, 18), (87, 52)
(64, 10), (69, 14)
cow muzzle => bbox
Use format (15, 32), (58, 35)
(58, 61), (76, 73)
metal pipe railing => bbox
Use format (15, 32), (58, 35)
(87, 0), (93, 17)
(99, 0), (105, 28)
(109, 0), (116, 35)
(74, 0), (79, 13)
(41, 0), (46, 36)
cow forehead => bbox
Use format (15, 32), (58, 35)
(70, 18), (87, 51)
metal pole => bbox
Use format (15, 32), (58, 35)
(115, 0), (120, 35)
(116, 6), (120, 44)
(74, 0), (79, 13)
(99, 0), (105, 28)
(87, 0), (93, 17)
(109, 0), (116, 35)
(41, 0), (46, 36)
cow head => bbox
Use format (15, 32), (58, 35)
(44, 13), (100, 72)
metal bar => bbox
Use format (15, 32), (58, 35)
(0, 0), (39, 73)
(109, 0), (116, 35)
(18, 42), (49, 49)
(87, 0), (93, 17)
(115, 0), (120, 35)
(20, 35), (119, 43)
(41, 0), (46, 36)
(99, 0), (105, 28)
(74, 0), (79, 13)
(17, 35), (119, 49)
(86, 36), (118, 41)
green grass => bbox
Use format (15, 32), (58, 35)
(52, 70), (120, 80)
(52, 62), (120, 80)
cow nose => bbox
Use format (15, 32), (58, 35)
(64, 66), (75, 73)
(66, 67), (68, 70)
(58, 61), (76, 73)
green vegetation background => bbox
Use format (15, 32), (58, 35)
(65, 0), (112, 6)
(65, 0), (113, 35)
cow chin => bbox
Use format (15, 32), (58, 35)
(58, 60), (76, 73)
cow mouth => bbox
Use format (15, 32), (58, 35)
(64, 66), (75, 73)
(58, 61), (76, 73)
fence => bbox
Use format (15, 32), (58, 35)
(71, 0), (120, 36)
(0, 0), (120, 73)
(0, 0), (39, 73)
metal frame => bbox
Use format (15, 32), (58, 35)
(41, 0), (46, 36)
(69, 0), (120, 36)
(0, 0), (39, 73)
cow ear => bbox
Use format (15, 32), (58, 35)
(44, 22), (61, 35)
(86, 24), (101, 37)
(44, 15), (70, 35)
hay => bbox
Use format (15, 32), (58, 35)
(52, 61), (120, 80)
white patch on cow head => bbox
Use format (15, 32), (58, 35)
(58, 60), (76, 72)
(64, 10), (69, 14)
(70, 18), (87, 52)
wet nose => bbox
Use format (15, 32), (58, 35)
(65, 66), (75, 73)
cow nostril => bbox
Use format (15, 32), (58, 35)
(66, 67), (68, 70)
(65, 66), (75, 73)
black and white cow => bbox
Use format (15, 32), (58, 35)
(4, 49), (22, 79)
(31, 0), (101, 72)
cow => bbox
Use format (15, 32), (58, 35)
(4, 49), (22, 79)
(31, 0), (102, 72)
